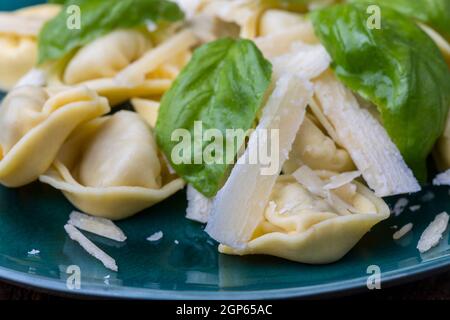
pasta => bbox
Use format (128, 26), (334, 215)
(0, 4), (60, 91)
(0, 85), (110, 187)
(220, 171), (390, 264)
(131, 98), (160, 127)
(48, 29), (197, 105)
(283, 114), (355, 174)
(63, 29), (153, 85)
(39, 111), (185, 220)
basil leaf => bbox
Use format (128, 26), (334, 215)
(351, 0), (450, 41)
(38, 0), (184, 64)
(155, 38), (272, 197)
(311, 3), (450, 180)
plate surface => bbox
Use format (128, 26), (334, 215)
(1, 0), (450, 300)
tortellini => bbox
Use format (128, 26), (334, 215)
(0, 4), (60, 91)
(48, 29), (196, 105)
(131, 98), (160, 127)
(283, 113), (355, 174)
(219, 172), (389, 264)
(39, 111), (185, 220)
(63, 29), (152, 85)
(0, 85), (110, 187)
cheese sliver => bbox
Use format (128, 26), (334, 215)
(205, 74), (313, 248)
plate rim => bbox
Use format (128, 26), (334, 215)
(1, 255), (450, 299)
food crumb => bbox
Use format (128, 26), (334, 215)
(417, 212), (449, 253)
(27, 249), (40, 255)
(409, 205), (421, 212)
(392, 198), (408, 216)
(174, 240), (179, 245)
(420, 191), (435, 202)
(146, 231), (163, 242)
(393, 223), (413, 240)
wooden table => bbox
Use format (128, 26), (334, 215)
(1, 270), (449, 300)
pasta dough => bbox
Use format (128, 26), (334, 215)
(283, 114), (355, 174)
(39, 111), (185, 220)
(0, 85), (110, 187)
(220, 173), (390, 264)
(63, 29), (153, 85)
(0, 4), (60, 91)
(48, 29), (196, 105)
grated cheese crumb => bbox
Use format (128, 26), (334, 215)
(64, 224), (118, 272)
(27, 249), (40, 255)
(420, 191), (435, 202)
(409, 205), (421, 212)
(392, 198), (409, 216)
(68, 211), (127, 242)
(393, 223), (413, 240)
(146, 231), (163, 242)
(417, 212), (449, 253)
(432, 169), (450, 186)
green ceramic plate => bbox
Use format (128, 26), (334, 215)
(1, 0), (450, 300)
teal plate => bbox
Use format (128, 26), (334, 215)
(1, 1), (450, 300)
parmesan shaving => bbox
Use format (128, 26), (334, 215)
(323, 171), (361, 190)
(393, 223), (413, 240)
(392, 198), (409, 217)
(255, 24), (319, 58)
(206, 74), (313, 248)
(15, 68), (47, 88)
(417, 212), (449, 253)
(292, 166), (326, 197)
(432, 169), (450, 186)
(272, 43), (331, 80)
(147, 231), (164, 242)
(64, 224), (118, 272)
(68, 211), (127, 242)
(186, 184), (213, 224)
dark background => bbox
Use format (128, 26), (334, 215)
(1, 270), (450, 300)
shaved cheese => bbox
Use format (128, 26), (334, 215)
(324, 171), (361, 190)
(116, 30), (198, 85)
(293, 166), (356, 216)
(393, 223), (413, 240)
(392, 198), (409, 217)
(272, 43), (331, 80)
(433, 169), (450, 186)
(186, 184), (213, 224)
(421, 191), (435, 202)
(15, 68), (47, 88)
(206, 74), (313, 248)
(255, 24), (319, 58)
(68, 211), (127, 242)
(64, 224), (118, 272)
(147, 231), (163, 242)
(313, 71), (420, 197)
(417, 212), (449, 253)
(292, 165), (326, 197)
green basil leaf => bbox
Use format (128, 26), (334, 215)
(311, 3), (450, 180)
(351, 0), (450, 41)
(155, 38), (272, 197)
(38, 0), (184, 64)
